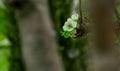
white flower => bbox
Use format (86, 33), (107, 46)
(71, 13), (79, 20)
(67, 18), (77, 28)
(63, 18), (77, 31)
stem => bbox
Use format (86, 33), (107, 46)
(79, 0), (83, 24)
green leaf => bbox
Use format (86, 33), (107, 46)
(0, 35), (6, 41)
(61, 29), (76, 38)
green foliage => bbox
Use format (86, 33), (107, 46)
(0, 3), (10, 71)
(0, 35), (6, 41)
(0, 48), (10, 71)
(117, 5), (120, 13)
(61, 29), (76, 38)
(0, 2), (24, 71)
(0, 8), (7, 35)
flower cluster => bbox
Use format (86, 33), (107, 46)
(61, 13), (79, 38)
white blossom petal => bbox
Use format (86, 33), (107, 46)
(71, 13), (79, 20)
(72, 21), (77, 28)
(67, 18), (73, 23)
(66, 27), (74, 31)
(63, 16), (78, 32)
(63, 25), (67, 31)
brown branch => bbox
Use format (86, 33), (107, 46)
(79, 0), (83, 24)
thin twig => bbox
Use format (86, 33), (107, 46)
(79, 0), (83, 24)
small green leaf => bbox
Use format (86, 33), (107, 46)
(61, 29), (76, 38)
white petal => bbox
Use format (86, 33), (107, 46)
(72, 21), (77, 28)
(64, 21), (69, 25)
(71, 14), (79, 20)
(67, 18), (73, 23)
(63, 25), (67, 31)
(67, 28), (74, 31)
(63, 17), (77, 31)
(63, 24), (74, 31)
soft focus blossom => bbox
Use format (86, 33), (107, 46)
(63, 18), (77, 31)
(71, 13), (79, 20)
